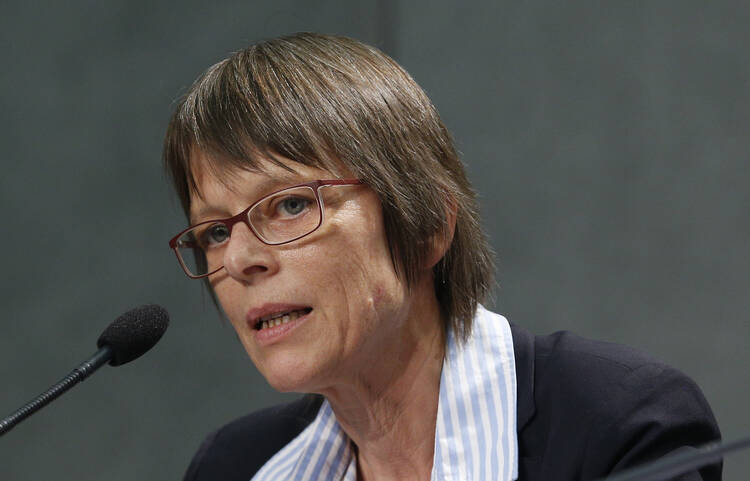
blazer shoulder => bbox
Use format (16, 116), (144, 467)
(183, 394), (323, 481)
(532, 330), (712, 419)
(514, 326), (721, 480)
(511, 324), (669, 429)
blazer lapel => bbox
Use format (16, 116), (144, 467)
(510, 323), (536, 432)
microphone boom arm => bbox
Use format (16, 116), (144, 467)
(0, 345), (112, 436)
(598, 435), (750, 481)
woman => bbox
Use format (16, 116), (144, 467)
(165, 33), (720, 481)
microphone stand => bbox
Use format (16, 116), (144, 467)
(598, 435), (750, 481)
(0, 345), (112, 436)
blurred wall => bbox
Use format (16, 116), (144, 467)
(1, 1), (747, 479)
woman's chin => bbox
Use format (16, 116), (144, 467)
(265, 373), (318, 393)
(258, 358), (326, 393)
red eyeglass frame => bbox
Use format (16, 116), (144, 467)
(168, 178), (363, 279)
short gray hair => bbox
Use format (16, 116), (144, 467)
(163, 32), (494, 342)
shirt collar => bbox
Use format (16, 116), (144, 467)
(252, 306), (518, 481)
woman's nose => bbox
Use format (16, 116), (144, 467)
(222, 222), (277, 282)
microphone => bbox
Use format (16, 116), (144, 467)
(0, 304), (169, 436)
(597, 435), (750, 481)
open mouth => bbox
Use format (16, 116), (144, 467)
(254, 307), (312, 330)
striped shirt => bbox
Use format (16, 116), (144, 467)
(251, 306), (518, 481)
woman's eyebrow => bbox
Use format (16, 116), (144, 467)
(189, 206), (226, 225)
(188, 173), (305, 225)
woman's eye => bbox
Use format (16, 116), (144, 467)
(277, 196), (311, 216)
(202, 224), (230, 246)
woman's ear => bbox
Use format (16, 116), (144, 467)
(424, 198), (457, 269)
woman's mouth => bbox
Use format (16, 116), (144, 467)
(247, 305), (314, 345)
(254, 307), (313, 330)
(253, 307), (312, 346)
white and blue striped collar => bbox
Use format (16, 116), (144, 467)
(252, 306), (518, 481)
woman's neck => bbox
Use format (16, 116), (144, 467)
(321, 286), (445, 481)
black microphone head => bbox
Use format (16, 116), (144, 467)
(96, 304), (169, 366)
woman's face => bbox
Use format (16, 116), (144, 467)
(189, 151), (418, 393)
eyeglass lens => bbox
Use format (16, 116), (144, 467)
(175, 185), (322, 277)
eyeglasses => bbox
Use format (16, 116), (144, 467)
(168, 179), (362, 278)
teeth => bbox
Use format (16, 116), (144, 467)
(257, 309), (307, 330)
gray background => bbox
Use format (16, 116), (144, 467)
(1, 1), (747, 479)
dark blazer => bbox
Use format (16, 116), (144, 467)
(184, 324), (722, 481)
